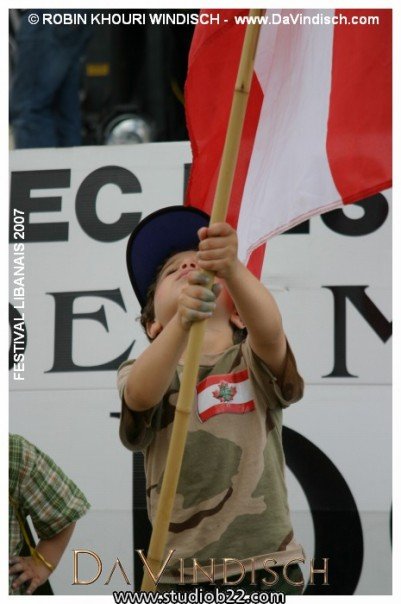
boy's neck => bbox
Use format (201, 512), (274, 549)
(179, 317), (235, 364)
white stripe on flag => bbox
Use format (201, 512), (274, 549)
(237, 8), (342, 262)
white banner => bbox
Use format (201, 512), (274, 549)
(9, 143), (391, 595)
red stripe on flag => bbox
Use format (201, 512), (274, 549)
(185, 10), (265, 279)
(327, 9), (392, 204)
(199, 401), (255, 423)
(246, 243), (266, 280)
(185, 10), (247, 217)
(197, 369), (249, 393)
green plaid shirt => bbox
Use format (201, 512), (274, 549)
(9, 434), (90, 593)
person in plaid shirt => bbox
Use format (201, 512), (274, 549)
(9, 434), (90, 595)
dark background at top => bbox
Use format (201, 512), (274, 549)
(9, 8), (199, 145)
(81, 9), (199, 144)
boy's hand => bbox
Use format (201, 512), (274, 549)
(177, 271), (221, 330)
(9, 555), (52, 595)
(197, 222), (239, 280)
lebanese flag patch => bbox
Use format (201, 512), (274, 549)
(196, 369), (255, 423)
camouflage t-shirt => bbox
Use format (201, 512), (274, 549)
(117, 338), (305, 582)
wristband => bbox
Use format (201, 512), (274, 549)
(32, 549), (55, 573)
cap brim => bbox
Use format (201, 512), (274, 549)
(126, 205), (210, 308)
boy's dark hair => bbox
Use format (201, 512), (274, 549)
(140, 256), (247, 344)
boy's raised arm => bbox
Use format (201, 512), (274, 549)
(197, 223), (287, 380)
(224, 261), (287, 379)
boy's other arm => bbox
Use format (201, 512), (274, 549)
(124, 271), (218, 412)
(124, 314), (189, 412)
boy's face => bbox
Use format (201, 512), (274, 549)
(151, 250), (234, 329)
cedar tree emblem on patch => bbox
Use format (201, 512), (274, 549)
(212, 381), (237, 403)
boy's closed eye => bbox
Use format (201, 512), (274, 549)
(159, 262), (178, 280)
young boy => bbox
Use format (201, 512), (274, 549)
(118, 206), (305, 593)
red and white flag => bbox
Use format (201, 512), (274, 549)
(196, 369), (255, 423)
(185, 9), (392, 274)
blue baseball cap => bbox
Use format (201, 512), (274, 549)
(126, 205), (210, 308)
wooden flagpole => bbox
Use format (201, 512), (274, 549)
(141, 9), (263, 591)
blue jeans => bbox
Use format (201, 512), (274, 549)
(10, 10), (91, 148)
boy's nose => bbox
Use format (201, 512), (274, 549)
(180, 258), (197, 270)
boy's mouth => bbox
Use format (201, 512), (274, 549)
(176, 268), (194, 281)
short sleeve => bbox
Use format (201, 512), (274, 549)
(243, 337), (304, 409)
(117, 360), (160, 452)
(12, 435), (90, 540)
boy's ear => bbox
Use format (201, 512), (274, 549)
(146, 320), (163, 340)
(230, 309), (245, 330)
